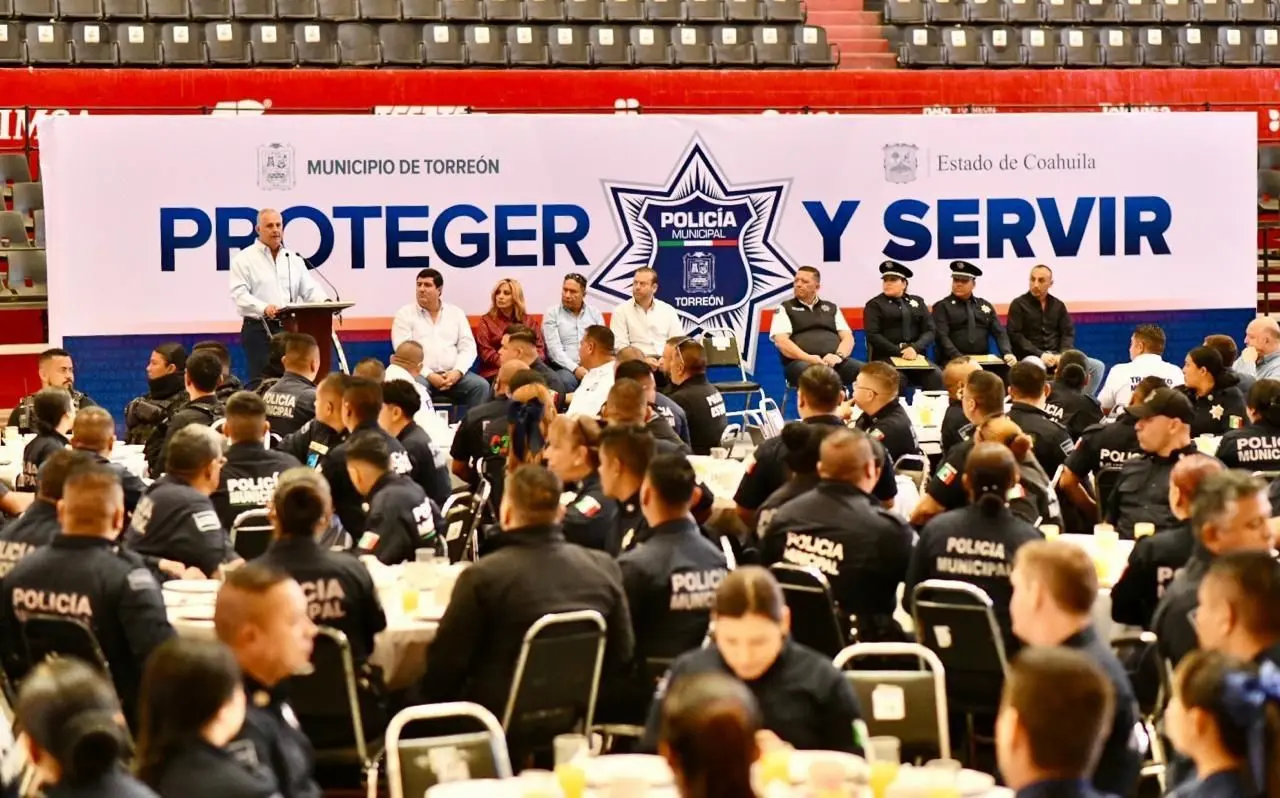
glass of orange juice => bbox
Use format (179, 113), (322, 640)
(868, 736), (901, 798)
(760, 746), (792, 787)
(401, 585), (420, 614)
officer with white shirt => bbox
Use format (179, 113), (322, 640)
(383, 341), (439, 428)
(390, 268), (491, 413)
(609, 267), (685, 364)
(566, 325), (617, 418)
(1097, 324), (1184, 415)
(772, 266), (862, 387)
(228, 209), (329, 383)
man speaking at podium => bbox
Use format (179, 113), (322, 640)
(229, 208), (329, 382)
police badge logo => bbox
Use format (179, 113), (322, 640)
(883, 143), (919, 184)
(591, 139), (795, 369)
(257, 142), (295, 191)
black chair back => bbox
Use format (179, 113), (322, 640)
(21, 613), (112, 678)
(911, 580), (1008, 717)
(385, 702), (512, 798)
(770, 563), (847, 658)
(288, 627), (376, 764)
(231, 508), (274, 560)
(835, 643), (951, 763)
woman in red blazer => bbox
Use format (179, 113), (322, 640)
(475, 278), (546, 379)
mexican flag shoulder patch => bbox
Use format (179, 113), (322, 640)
(358, 531), (380, 551)
(575, 495), (602, 517)
(936, 463), (957, 485)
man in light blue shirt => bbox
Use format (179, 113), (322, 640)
(1235, 317), (1280, 381)
(542, 273), (605, 391)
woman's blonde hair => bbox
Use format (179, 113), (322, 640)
(489, 278), (528, 322)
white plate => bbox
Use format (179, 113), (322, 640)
(171, 604), (216, 621)
(583, 754), (675, 787)
(426, 780), (513, 798)
(162, 579), (222, 594)
(958, 768), (996, 796)
(786, 750), (868, 784)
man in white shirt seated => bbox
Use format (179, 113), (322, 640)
(609, 267), (684, 368)
(1096, 324), (1184, 415)
(390, 268), (491, 414)
(565, 325), (617, 418)
(382, 341), (451, 440)
(542, 272), (605, 391)
(1235, 316), (1280, 382)
(228, 208), (329, 383)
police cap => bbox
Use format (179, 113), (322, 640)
(1128, 387), (1195, 425)
(879, 260), (913, 281)
(949, 260), (983, 280)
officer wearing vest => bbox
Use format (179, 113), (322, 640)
(1106, 387), (1202, 539)
(125, 343), (188, 447)
(276, 372), (349, 470)
(849, 361), (919, 462)
(381, 379), (452, 506)
(771, 266), (863, 388)
(321, 377), (413, 536)
(1214, 378), (1280, 471)
(16, 388), (73, 493)
(761, 429), (913, 643)
(211, 392), (303, 530)
(163, 349), (227, 446)
(126, 425), (237, 579)
(0, 462), (176, 722)
(932, 261), (1017, 379)
(1006, 361), (1075, 478)
(262, 333), (320, 438)
(345, 430), (443, 565)
(863, 260), (944, 392)
(0, 450), (92, 577)
(216, 564), (322, 798)
(613, 454), (727, 720)
(6, 348), (97, 436)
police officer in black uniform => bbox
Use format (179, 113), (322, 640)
(16, 387), (72, 493)
(932, 261), (1017, 380)
(345, 430), (443, 564)
(849, 361), (919, 462)
(1180, 345), (1247, 437)
(211, 392), (302, 530)
(0, 462), (176, 721)
(602, 377), (689, 456)
(69, 407), (146, 516)
(160, 349), (227, 456)
(772, 266), (863, 387)
(1007, 360), (1075, 477)
(262, 333), (320, 438)
(599, 424), (657, 554)
(544, 415), (619, 554)
(1106, 387), (1203, 539)
(615, 357), (693, 446)
(276, 372), (349, 470)
(125, 342), (188, 447)
(0, 450), (92, 577)
(450, 361), (530, 486)
(735, 365), (898, 525)
(863, 260), (944, 392)
(665, 338), (728, 456)
(1215, 378), (1280, 471)
(216, 564), (322, 798)
(1045, 350), (1104, 441)
(126, 425), (237, 579)
(762, 429), (913, 642)
(940, 357), (981, 453)
(6, 347), (96, 436)
(321, 377), (413, 536)
(752, 423), (833, 547)
(380, 379), (451, 506)
(192, 341), (243, 404)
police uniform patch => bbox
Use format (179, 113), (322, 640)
(981, 304), (991, 314)
(870, 428), (885, 441)
(358, 531), (380, 551)
(1210, 404), (1224, 421)
(1059, 438), (1076, 456)
(193, 510), (222, 533)
(559, 491), (577, 506)
(575, 495), (602, 517)
(908, 299), (919, 308)
(127, 568), (158, 592)
(937, 464), (957, 485)
(1007, 483), (1026, 500)
(1229, 416), (1243, 429)
(226, 739), (261, 768)
(621, 529), (636, 551)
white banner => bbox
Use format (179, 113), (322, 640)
(41, 112), (1256, 365)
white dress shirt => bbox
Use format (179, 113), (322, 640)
(228, 240), (327, 319)
(565, 361), (616, 418)
(1097, 353), (1185, 413)
(543, 302), (605, 371)
(610, 298), (684, 358)
(769, 296), (852, 338)
(391, 301), (477, 375)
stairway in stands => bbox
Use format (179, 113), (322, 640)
(808, 0), (897, 68)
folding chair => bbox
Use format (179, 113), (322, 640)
(231, 508), (274, 560)
(769, 563), (847, 658)
(382, 703), (512, 798)
(894, 453), (931, 492)
(502, 610), (607, 760)
(20, 613), (113, 678)
(440, 490), (478, 562)
(1112, 632), (1168, 792)
(701, 328), (765, 425)
(834, 642), (950, 762)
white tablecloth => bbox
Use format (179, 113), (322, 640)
(0, 440), (148, 489)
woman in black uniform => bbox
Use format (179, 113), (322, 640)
(135, 638), (277, 798)
(15, 659), (155, 798)
(1181, 345), (1247, 437)
(1215, 378), (1280, 472)
(544, 415), (619, 553)
(1047, 350), (1103, 440)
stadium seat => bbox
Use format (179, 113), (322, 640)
(526, 0), (565, 19)
(293, 20), (340, 62)
(336, 20), (379, 62)
(0, 212), (28, 248)
(11, 183), (41, 219)
(7, 250), (47, 295)
(605, 0), (643, 20)
(400, 0), (442, 19)
(713, 23), (755, 63)
(250, 21), (297, 63)
(116, 21), (161, 62)
(1233, 0), (1274, 22)
(687, 0), (727, 20)
(925, 0), (965, 23)
(507, 23), (549, 62)
(547, 23), (589, 62)
(752, 22), (793, 62)
(884, 0), (926, 21)
(203, 20), (250, 62)
(486, 0), (526, 21)
(103, 0), (146, 17)
(1176, 23), (1217, 63)
(1100, 25), (1139, 63)
(1043, 0), (1080, 23)
(1021, 25), (1061, 63)
(0, 23), (22, 64)
(630, 23), (671, 63)
(233, 0), (275, 18)
(671, 23), (713, 63)
(566, 0), (604, 20)
(443, 0), (483, 17)
(24, 22), (71, 64)
(422, 21), (466, 62)
(966, 0), (1003, 24)
(189, 0), (230, 19)
(1138, 24), (1176, 62)
(646, 0), (684, 21)
(14, 0), (56, 17)
(980, 25), (1021, 63)
(72, 21), (116, 63)
(1060, 25), (1100, 64)
(0, 156), (30, 188)
(725, 0), (764, 21)
(162, 21), (206, 62)
(942, 24), (981, 63)
(1155, 0), (1192, 20)
(899, 24), (944, 63)
(1080, 0), (1120, 22)
(1218, 24), (1258, 62)
(318, 0), (359, 20)
(1259, 24), (1280, 61)
(1195, 0), (1232, 22)
(359, 0), (401, 19)
(764, 0), (803, 20)
(1118, 0), (1158, 21)
(276, 0), (319, 17)
(465, 22), (507, 63)
(375, 21), (420, 60)
(58, 0), (104, 19)
(32, 210), (44, 249)
(1002, 0), (1042, 21)
(587, 23), (629, 62)
(0, 0), (13, 14)
(793, 21), (834, 63)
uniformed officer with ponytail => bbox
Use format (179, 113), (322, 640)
(1215, 378), (1280, 471)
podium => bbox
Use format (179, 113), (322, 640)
(278, 302), (355, 378)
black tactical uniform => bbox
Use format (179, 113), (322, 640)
(7, 388), (95, 436)
(124, 372), (186, 446)
(125, 476), (234, 577)
(322, 423), (413, 536)
(653, 394), (692, 445)
(940, 400), (970, 454)
(1007, 402), (1075, 477)
(666, 375), (728, 456)
(1064, 412), (1145, 511)
(43, 770), (158, 798)
(561, 471), (620, 554)
(752, 475), (819, 547)
(854, 401), (919, 462)
(1215, 419), (1280, 471)
(1110, 521), (1193, 629)
(1046, 382), (1104, 441)
(356, 472), (443, 565)
(1153, 547), (1214, 666)
(235, 676), (322, 798)
(646, 415), (690, 454)
(211, 442), (302, 529)
(932, 291), (1012, 363)
(166, 394), (225, 441)
(276, 420), (346, 470)
(0, 499), (59, 577)
(927, 440), (1057, 526)
(0, 535), (175, 717)
(616, 493), (647, 555)
(151, 738), (280, 798)
(761, 480), (913, 642)
(1105, 444), (1200, 539)
(263, 372), (317, 437)
(449, 397), (508, 483)
(1061, 625), (1143, 797)
(1181, 385), (1248, 438)
(16, 430), (67, 492)
(863, 262), (943, 392)
(397, 422), (452, 506)
(81, 451), (146, 515)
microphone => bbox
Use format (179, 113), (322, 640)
(300, 253), (341, 304)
